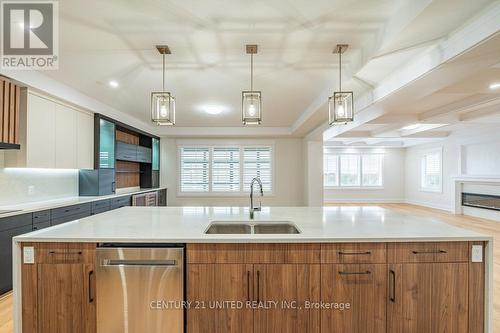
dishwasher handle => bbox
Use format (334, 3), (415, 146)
(101, 259), (177, 267)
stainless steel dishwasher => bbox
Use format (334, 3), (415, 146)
(96, 245), (184, 333)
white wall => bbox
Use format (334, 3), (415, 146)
(0, 168), (78, 206)
(160, 137), (305, 206)
(405, 128), (500, 212)
(324, 148), (406, 203)
(304, 140), (324, 206)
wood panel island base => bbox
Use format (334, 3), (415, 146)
(10, 206), (493, 333)
(186, 242), (486, 333)
(17, 241), (486, 333)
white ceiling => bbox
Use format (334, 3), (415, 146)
(324, 31), (500, 147)
(25, 0), (495, 137)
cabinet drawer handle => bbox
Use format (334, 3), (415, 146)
(338, 270), (371, 275)
(411, 250), (447, 255)
(49, 251), (83, 255)
(88, 270), (95, 303)
(338, 251), (372, 256)
(389, 270), (396, 303)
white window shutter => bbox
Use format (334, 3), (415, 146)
(243, 147), (272, 192)
(212, 147), (240, 192)
(180, 147), (209, 192)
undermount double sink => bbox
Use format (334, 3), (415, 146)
(205, 220), (300, 234)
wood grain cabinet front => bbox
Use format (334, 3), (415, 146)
(321, 264), (386, 333)
(187, 263), (320, 333)
(21, 243), (97, 333)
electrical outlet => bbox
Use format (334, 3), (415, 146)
(23, 246), (35, 264)
(471, 245), (483, 263)
(28, 185), (35, 195)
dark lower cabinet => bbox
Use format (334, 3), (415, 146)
(110, 195), (131, 209)
(33, 221), (51, 231)
(0, 213), (33, 295)
(91, 199), (111, 215)
(51, 203), (91, 226)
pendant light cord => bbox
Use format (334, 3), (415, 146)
(339, 50), (342, 92)
(162, 54), (166, 91)
(250, 53), (254, 92)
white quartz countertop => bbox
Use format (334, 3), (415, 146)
(0, 188), (166, 218)
(13, 206), (491, 243)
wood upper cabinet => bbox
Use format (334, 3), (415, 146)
(321, 264), (386, 333)
(187, 264), (253, 333)
(21, 243), (96, 333)
(254, 264), (320, 333)
(0, 76), (21, 147)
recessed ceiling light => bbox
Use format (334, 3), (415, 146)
(108, 80), (119, 88)
(489, 82), (500, 90)
(204, 106), (223, 115)
(401, 123), (421, 130)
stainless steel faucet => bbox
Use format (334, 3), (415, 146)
(249, 177), (263, 219)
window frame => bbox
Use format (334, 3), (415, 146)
(177, 142), (275, 197)
(420, 147), (443, 193)
(324, 152), (384, 189)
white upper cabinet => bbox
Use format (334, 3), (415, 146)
(76, 111), (94, 169)
(4, 91), (94, 169)
(55, 103), (78, 169)
(26, 93), (56, 168)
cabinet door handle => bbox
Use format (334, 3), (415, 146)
(389, 270), (396, 303)
(256, 270), (260, 303)
(338, 251), (371, 256)
(338, 270), (371, 275)
(247, 271), (251, 301)
(411, 250), (447, 254)
(88, 270), (95, 303)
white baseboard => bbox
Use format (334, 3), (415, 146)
(404, 199), (454, 212)
(324, 198), (405, 204)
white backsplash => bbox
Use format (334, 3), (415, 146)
(0, 168), (78, 206)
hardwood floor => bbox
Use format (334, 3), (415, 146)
(0, 203), (498, 332)
(0, 293), (12, 333)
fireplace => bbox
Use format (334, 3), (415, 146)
(462, 192), (500, 211)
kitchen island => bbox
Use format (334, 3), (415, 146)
(12, 206), (493, 332)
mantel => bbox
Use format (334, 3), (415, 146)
(453, 176), (500, 184)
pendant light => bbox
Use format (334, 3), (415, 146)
(151, 45), (176, 126)
(329, 44), (354, 125)
(242, 44), (262, 125)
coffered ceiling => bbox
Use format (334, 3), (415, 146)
(2, 0), (498, 138)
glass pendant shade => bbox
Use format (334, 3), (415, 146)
(329, 91), (353, 125)
(242, 91), (262, 125)
(151, 92), (175, 126)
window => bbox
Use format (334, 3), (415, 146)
(243, 147), (272, 192)
(324, 155), (339, 186)
(324, 153), (383, 188)
(179, 145), (273, 195)
(362, 155), (383, 186)
(340, 155), (360, 186)
(421, 149), (442, 192)
(180, 148), (209, 192)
